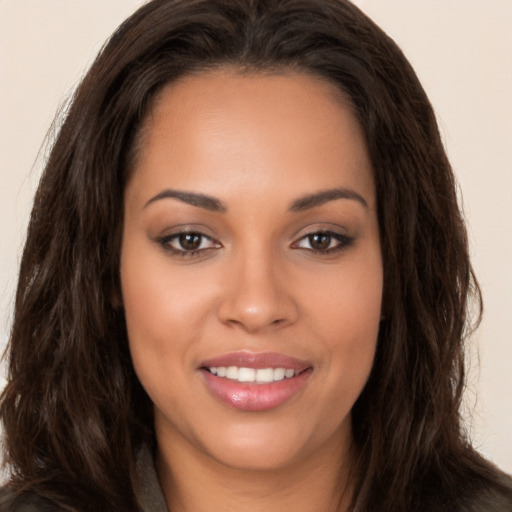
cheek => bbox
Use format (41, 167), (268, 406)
(121, 240), (214, 339)
(305, 245), (383, 340)
(120, 243), (208, 398)
(301, 246), (382, 396)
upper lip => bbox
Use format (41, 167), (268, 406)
(200, 351), (312, 371)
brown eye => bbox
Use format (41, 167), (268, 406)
(158, 231), (220, 255)
(178, 233), (202, 251)
(308, 233), (332, 251)
(293, 230), (353, 254)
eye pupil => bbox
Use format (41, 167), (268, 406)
(309, 233), (331, 250)
(179, 233), (202, 250)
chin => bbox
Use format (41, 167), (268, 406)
(210, 433), (304, 471)
(191, 412), (352, 473)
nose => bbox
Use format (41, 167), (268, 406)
(217, 249), (298, 333)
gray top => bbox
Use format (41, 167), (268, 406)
(136, 445), (168, 512)
(1, 449), (512, 511)
(0, 446), (169, 512)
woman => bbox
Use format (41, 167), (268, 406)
(1, 0), (511, 511)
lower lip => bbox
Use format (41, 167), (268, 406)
(201, 369), (312, 412)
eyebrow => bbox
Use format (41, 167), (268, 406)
(289, 188), (368, 211)
(144, 189), (227, 212)
(144, 186), (367, 213)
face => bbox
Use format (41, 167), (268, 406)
(120, 70), (383, 472)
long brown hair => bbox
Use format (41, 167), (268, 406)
(1, 1), (507, 510)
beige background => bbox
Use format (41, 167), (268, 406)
(1, 0), (511, 472)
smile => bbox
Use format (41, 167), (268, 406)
(207, 366), (298, 383)
(199, 352), (312, 411)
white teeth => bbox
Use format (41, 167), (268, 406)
(255, 368), (274, 383)
(237, 367), (256, 382)
(226, 366), (238, 379)
(273, 367), (285, 381)
(208, 366), (298, 383)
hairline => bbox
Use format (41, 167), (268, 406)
(126, 63), (358, 185)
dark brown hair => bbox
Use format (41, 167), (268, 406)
(1, 1), (509, 511)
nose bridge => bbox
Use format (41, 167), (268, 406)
(218, 242), (297, 332)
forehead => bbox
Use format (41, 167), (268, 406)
(128, 69), (375, 210)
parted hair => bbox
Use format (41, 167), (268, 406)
(1, 1), (509, 511)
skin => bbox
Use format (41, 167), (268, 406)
(120, 69), (383, 512)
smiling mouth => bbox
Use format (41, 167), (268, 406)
(204, 366), (302, 383)
(199, 351), (313, 411)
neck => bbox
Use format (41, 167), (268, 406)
(156, 429), (355, 512)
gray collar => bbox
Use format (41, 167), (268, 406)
(136, 445), (169, 512)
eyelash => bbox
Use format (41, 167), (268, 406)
(157, 230), (353, 257)
(157, 231), (220, 257)
(291, 231), (353, 254)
